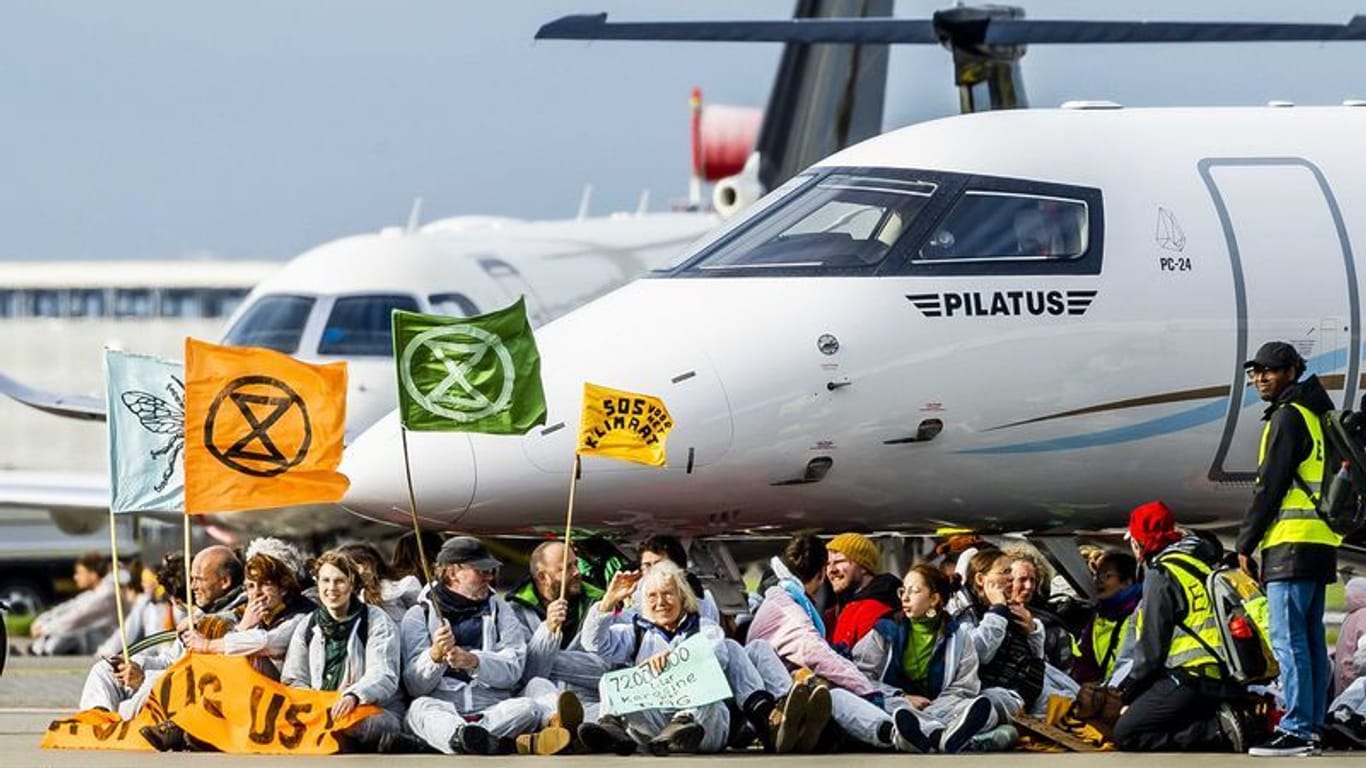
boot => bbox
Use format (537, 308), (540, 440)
(552, 690), (585, 731)
(449, 723), (491, 755)
(516, 726), (574, 755)
(648, 713), (705, 755)
(796, 684), (831, 753)
(741, 691), (776, 751)
(773, 684), (811, 754)
(578, 714), (637, 755)
(139, 720), (188, 752)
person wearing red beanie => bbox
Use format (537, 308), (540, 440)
(1112, 500), (1246, 753)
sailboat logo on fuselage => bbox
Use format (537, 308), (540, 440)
(905, 290), (1097, 318)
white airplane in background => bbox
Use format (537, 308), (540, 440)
(0, 210), (720, 535)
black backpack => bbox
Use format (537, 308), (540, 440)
(1292, 408), (1366, 536)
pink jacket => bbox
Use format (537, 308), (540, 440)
(1334, 577), (1366, 696)
(747, 583), (880, 697)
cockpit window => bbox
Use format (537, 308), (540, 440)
(318, 294), (420, 356)
(428, 292), (480, 317)
(223, 295), (314, 354)
(681, 174), (935, 273)
(917, 192), (1088, 263)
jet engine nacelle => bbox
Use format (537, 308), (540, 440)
(712, 151), (765, 219)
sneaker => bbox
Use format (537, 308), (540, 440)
(1216, 703), (1246, 754)
(1249, 731), (1319, 757)
(892, 707), (935, 754)
(579, 714), (637, 756)
(450, 723), (491, 755)
(774, 684), (810, 754)
(797, 684), (832, 753)
(648, 713), (705, 755)
(516, 726), (574, 755)
(376, 731), (440, 754)
(940, 696), (994, 754)
(966, 724), (1020, 752)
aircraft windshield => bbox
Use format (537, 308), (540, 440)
(681, 174), (936, 273)
(318, 294), (420, 356)
(223, 294), (314, 354)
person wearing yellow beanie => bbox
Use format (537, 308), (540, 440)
(823, 533), (901, 654)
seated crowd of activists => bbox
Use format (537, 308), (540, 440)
(58, 509), (1366, 756)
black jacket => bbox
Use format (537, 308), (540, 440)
(1119, 535), (1225, 703)
(1236, 374), (1338, 584)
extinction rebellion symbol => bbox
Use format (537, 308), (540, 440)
(204, 376), (312, 477)
(399, 325), (516, 422)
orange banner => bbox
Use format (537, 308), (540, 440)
(184, 338), (349, 514)
(43, 654), (377, 754)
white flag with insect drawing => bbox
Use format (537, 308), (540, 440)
(105, 349), (185, 514)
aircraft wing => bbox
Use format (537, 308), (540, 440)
(538, 13), (1366, 46)
(0, 471), (109, 516)
(0, 372), (105, 422)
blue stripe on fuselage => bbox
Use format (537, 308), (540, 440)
(958, 349), (1343, 455)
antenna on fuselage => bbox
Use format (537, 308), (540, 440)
(405, 197), (424, 234)
(576, 184), (593, 220)
(635, 189), (651, 215)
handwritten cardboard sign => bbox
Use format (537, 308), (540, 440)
(601, 634), (732, 715)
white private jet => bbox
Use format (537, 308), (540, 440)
(341, 103), (1366, 556)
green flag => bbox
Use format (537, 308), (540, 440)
(393, 298), (547, 433)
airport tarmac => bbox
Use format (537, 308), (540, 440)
(3, 655), (1363, 767)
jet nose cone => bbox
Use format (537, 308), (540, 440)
(340, 411), (476, 528)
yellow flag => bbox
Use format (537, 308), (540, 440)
(577, 382), (674, 467)
(184, 338), (349, 514)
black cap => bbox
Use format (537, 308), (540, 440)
(1243, 341), (1304, 371)
(435, 536), (501, 570)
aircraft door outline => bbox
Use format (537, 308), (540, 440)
(1201, 157), (1360, 482)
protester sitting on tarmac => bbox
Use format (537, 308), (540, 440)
(633, 534), (721, 624)
(80, 547), (241, 719)
(178, 538), (313, 678)
(391, 529), (442, 581)
(1004, 546), (1075, 674)
(746, 534), (883, 753)
(580, 562), (738, 755)
(1071, 551), (1140, 686)
(1112, 501), (1245, 753)
(953, 549), (1036, 717)
(96, 560), (180, 659)
(824, 533), (902, 655)
(401, 537), (576, 756)
(28, 551), (118, 656)
(274, 549), (405, 753)
(505, 540), (613, 714)
(857, 563), (1007, 753)
(337, 541), (416, 625)
(1334, 577), (1366, 697)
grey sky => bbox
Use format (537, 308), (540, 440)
(2, 1), (1363, 261)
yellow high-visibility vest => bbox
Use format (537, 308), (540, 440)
(1151, 551), (1223, 670)
(1257, 402), (1343, 550)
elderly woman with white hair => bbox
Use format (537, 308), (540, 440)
(577, 562), (741, 755)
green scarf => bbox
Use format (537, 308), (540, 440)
(900, 615), (941, 685)
(315, 600), (362, 691)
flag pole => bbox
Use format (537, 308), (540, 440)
(559, 454), (581, 602)
(183, 511), (194, 635)
(108, 511), (130, 667)
(399, 426), (432, 584)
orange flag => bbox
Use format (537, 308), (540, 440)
(184, 338), (349, 514)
